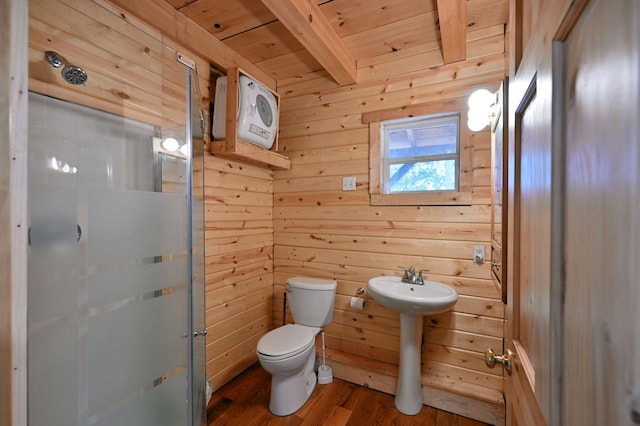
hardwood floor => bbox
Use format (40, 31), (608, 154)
(207, 363), (492, 425)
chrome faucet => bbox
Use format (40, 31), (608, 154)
(400, 266), (415, 283)
(399, 266), (429, 285)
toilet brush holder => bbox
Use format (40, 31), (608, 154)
(318, 331), (333, 384)
(318, 364), (333, 384)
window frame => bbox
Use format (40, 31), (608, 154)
(366, 100), (473, 206)
(381, 113), (461, 194)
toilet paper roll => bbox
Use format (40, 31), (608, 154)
(350, 297), (365, 310)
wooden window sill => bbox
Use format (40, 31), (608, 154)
(370, 192), (472, 206)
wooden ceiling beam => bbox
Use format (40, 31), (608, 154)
(259, 0), (356, 86)
(436, 0), (467, 63)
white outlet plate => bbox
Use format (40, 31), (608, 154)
(473, 245), (485, 264)
(342, 176), (356, 191)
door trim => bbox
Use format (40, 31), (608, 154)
(549, 40), (567, 426)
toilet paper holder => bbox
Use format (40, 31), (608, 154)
(350, 288), (368, 310)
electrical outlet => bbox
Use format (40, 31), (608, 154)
(342, 176), (356, 191)
(473, 245), (486, 264)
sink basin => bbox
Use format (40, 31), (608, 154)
(367, 275), (458, 415)
(367, 275), (458, 316)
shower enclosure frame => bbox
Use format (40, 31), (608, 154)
(2, 0), (29, 425)
(3, 2), (207, 424)
(25, 66), (207, 426)
(8, 1), (206, 423)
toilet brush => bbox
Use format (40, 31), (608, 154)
(317, 332), (333, 384)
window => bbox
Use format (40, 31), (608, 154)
(366, 103), (472, 206)
(381, 114), (460, 194)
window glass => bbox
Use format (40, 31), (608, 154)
(389, 159), (456, 192)
(382, 114), (460, 194)
(387, 122), (458, 159)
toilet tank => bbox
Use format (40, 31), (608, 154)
(286, 277), (337, 327)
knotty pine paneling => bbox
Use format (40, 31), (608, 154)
(274, 23), (507, 418)
(28, 0), (213, 130)
(204, 156), (275, 391)
(322, 0), (438, 39)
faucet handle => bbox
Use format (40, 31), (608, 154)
(417, 269), (430, 284)
(398, 266), (410, 280)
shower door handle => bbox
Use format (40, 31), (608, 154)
(28, 223), (82, 246)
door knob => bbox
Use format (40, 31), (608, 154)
(485, 348), (514, 375)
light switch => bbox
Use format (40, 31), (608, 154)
(473, 245), (486, 264)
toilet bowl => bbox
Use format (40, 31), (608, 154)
(257, 324), (318, 416)
(256, 276), (337, 416)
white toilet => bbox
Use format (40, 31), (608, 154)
(256, 276), (337, 416)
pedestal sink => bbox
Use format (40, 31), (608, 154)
(367, 276), (458, 415)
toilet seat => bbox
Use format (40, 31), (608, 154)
(257, 324), (315, 361)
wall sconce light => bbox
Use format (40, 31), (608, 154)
(159, 137), (189, 158)
(161, 137), (180, 152)
(467, 89), (495, 132)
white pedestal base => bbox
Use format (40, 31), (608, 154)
(394, 313), (424, 415)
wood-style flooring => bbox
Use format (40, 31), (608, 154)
(207, 363), (492, 425)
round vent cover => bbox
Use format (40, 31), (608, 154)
(256, 94), (273, 127)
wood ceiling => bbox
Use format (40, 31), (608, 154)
(165, 0), (509, 87)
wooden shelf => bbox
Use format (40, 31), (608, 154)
(209, 67), (291, 169)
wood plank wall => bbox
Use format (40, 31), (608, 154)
(28, 0), (209, 128)
(204, 155), (275, 390)
(273, 22), (507, 425)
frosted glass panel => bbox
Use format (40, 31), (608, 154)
(94, 371), (187, 426)
(28, 275), (80, 325)
(89, 258), (187, 308)
(88, 291), (187, 416)
(28, 323), (79, 426)
(28, 183), (81, 323)
(88, 189), (187, 264)
(29, 185), (78, 249)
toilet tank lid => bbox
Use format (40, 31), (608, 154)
(286, 276), (337, 290)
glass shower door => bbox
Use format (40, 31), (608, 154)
(27, 42), (204, 425)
